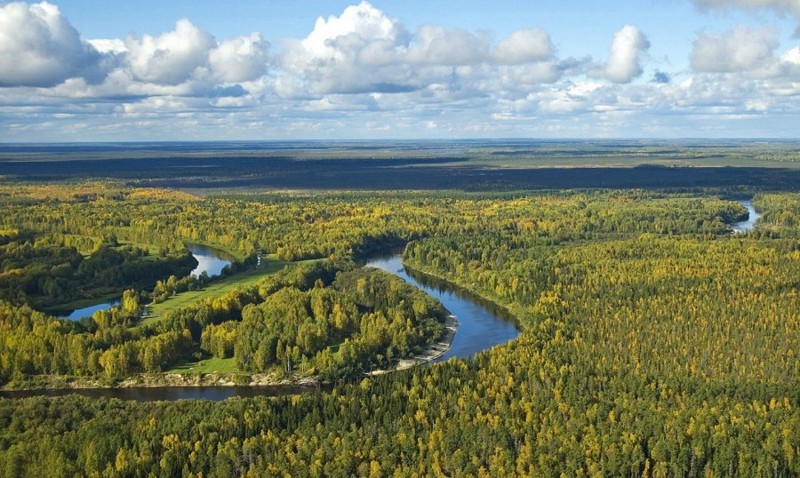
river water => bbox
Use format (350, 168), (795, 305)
(6, 250), (519, 401)
(13, 201), (760, 400)
(364, 252), (519, 362)
(0, 384), (322, 401)
(58, 244), (232, 321)
(188, 244), (233, 278)
(732, 199), (761, 233)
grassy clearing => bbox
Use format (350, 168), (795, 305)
(139, 256), (286, 327)
(166, 356), (238, 374)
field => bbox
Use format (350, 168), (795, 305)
(139, 255), (285, 327)
(165, 356), (237, 374)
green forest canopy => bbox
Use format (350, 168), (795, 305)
(2, 181), (800, 476)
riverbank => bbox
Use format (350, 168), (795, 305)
(367, 313), (458, 376)
(3, 316), (456, 392)
(402, 262), (520, 327)
(0, 371), (319, 391)
(4, 251), (517, 400)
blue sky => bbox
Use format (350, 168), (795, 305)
(1, 0), (800, 141)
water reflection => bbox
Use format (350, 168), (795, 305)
(57, 244), (232, 321)
(0, 384), (326, 402)
(733, 200), (761, 233)
(364, 252), (519, 362)
(188, 244), (233, 278)
(57, 299), (121, 322)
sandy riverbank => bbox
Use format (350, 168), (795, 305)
(0, 372), (319, 391)
(367, 313), (458, 376)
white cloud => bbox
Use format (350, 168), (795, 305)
(118, 20), (269, 88)
(495, 63), (562, 89)
(407, 25), (490, 65)
(691, 26), (779, 73)
(0, 2), (108, 87)
(538, 81), (605, 113)
(280, 1), (411, 94)
(7, 17), (272, 104)
(300, 1), (407, 62)
(600, 25), (650, 83)
(492, 29), (554, 65)
(9, 1), (800, 139)
(209, 33), (269, 83)
(124, 19), (216, 85)
(279, 1), (563, 96)
(783, 46), (800, 63)
(88, 39), (126, 55)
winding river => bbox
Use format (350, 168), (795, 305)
(364, 251), (519, 362)
(732, 199), (761, 233)
(9, 198), (763, 401)
(4, 250), (519, 401)
(6, 200), (759, 401)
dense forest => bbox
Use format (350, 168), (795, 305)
(2, 181), (800, 475)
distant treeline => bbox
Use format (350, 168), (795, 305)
(3, 141), (800, 190)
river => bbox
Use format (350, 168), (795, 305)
(0, 384), (322, 401)
(188, 244), (234, 278)
(732, 199), (761, 233)
(14, 202), (761, 400)
(6, 250), (519, 401)
(364, 251), (519, 362)
(58, 244), (233, 321)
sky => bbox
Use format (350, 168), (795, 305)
(2, 0), (800, 141)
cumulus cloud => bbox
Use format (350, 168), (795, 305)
(119, 20), (270, 92)
(408, 25), (491, 65)
(600, 25), (651, 83)
(691, 26), (779, 73)
(0, 2), (108, 87)
(209, 33), (269, 83)
(124, 19), (215, 85)
(289, 1), (407, 66)
(88, 39), (126, 55)
(279, 1), (562, 96)
(280, 1), (412, 94)
(0, 2), (270, 102)
(14, 1), (800, 139)
(492, 29), (554, 65)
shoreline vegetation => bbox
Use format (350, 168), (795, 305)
(366, 314), (457, 376)
(1, 258), (475, 392)
(0, 314), (462, 392)
(0, 186), (751, 394)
